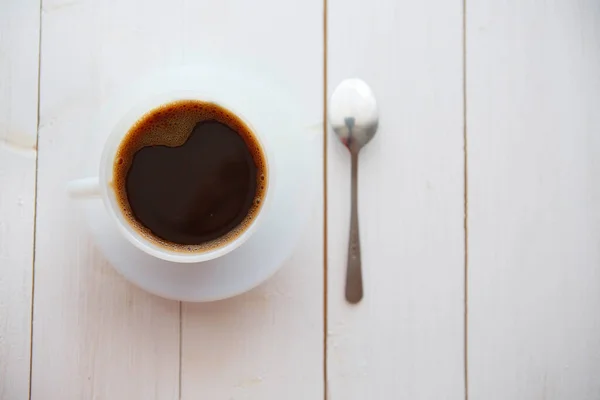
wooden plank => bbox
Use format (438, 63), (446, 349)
(326, 0), (465, 399)
(0, 1), (40, 399)
(178, 0), (324, 399)
(181, 220), (324, 399)
(30, 1), (183, 398)
(467, 1), (600, 399)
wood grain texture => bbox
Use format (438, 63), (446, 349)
(178, 1), (324, 399)
(467, 1), (600, 399)
(326, 1), (465, 399)
(31, 1), (183, 399)
(0, 1), (40, 399)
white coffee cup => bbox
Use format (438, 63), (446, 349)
(67, 91), (273, 264)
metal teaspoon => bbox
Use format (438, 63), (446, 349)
(329, 78), (379, 304)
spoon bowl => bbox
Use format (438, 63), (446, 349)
(330, 78), (378, 153)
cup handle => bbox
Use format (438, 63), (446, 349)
(67, 177), (101, 199)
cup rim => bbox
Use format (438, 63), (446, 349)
(98, 91), (272, 264)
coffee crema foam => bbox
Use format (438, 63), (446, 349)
(112, 99), (268, 253)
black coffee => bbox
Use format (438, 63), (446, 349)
(113, 100), (267, 252)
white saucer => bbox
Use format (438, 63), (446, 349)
(74, 63), (319, 302)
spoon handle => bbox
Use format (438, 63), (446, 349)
(346, 151), (363, 304)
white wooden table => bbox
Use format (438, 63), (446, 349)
(2, 0), (600, 399)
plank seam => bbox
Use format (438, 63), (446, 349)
(322, 0), (329, 397)
(462, 0), (469, 399)
(28, 1), (44, 399)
